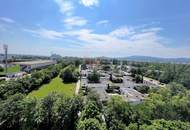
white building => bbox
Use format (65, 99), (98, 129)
(13, 60), (56, 72)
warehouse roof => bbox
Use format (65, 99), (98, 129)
(12, 60), (55, 65)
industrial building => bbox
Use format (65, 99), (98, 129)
(13, 60), (56, 72)
(0, 54), (12, 62)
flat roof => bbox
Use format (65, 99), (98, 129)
(12, 60), (55, 65)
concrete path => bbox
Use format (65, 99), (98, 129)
(75, 65), (81, 95)
(75, 80), (80, 95)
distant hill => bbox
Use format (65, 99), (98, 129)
(125, 56), (190, 64)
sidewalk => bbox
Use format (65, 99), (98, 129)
(75, 65), (81, 95)
(75, 79), (80, 95)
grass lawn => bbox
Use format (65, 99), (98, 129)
(0, 65), (20, 75)
(27, 76), (76, 99)
(8, 65), (20, 73)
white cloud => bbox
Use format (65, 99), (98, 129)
(80, 0), (99, 7)
(64, 16), (87, 28)
(110, 26), (135, 38)
(97, 20), (109, 25)
(54, 0), (74, 16)
(24, 26), (190, 58)
(23, 28), (64, 40)
(0, 17), (15, 23)
(62, 26), (190, 58)
(54, 0), (88, 29)
(141, 27), (163, 33)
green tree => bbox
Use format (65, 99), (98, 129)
(0, 66), (4, 72)
(87, 70), (100, 83)
(126, 119), (190, 130)
(167, 82), (186, 96)
(60, 66), (78, 83)
(134, 85), (150, 94)
(86, 90), (102, 110)
(80, 101), (102, 121)
(134, 74), (143, 83)
(34, 93), (55, 130)
(104, 96), (133, 130)
(0, 93), (24, 130)
(21, 98), (37, 130)
(52, 95), (83, 130)
(77, 118), (105, 130)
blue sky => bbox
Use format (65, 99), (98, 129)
(0, 0), (190, 58)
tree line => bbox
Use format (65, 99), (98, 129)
(0, 93), (83, 130)
(1, 82), (190, 130)
(0, 64), (61, 100)
(130, 62), (190, 88)
(60, 65), (79, 83)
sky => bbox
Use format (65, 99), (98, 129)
(0, 0), (190, 58)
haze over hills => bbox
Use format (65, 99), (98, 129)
(95, 56), (190, 64)
(1, 53), (190, 64)
(125, 56), (190, 64)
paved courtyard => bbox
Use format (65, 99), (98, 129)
(81, 69), (147, 103)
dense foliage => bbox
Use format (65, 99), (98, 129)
(1, 82), (190, 130)
(60, 65), (78, 83)
(0, 93), (83, 130)
(103, 82), (190, 130)
(129, 62), (190, 88)
(134, 85), (150, 94)
(77, 91), (106, 130)
(0, 66), (4, 72)
(0, 65), (61, 100)
(87, 70), (100, 83)
(126, 119), (190, 130)
(130, 68), (143, 83)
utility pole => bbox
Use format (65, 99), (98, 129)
(3, 44), (8, 75)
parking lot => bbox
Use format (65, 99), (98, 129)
(81, 69), (146, 103)
(81, 77), (109, 100)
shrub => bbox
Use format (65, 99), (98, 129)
(87, 70), (100, 83)
(60, 66), (78, 83)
